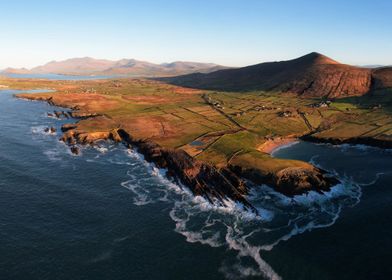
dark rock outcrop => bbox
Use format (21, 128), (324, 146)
(70, 146), (80, 155)
(61, 123), (77, 132)
(274, 167), (338, 195)
(44, 127), (57, 134)
(117, 129), (255, 210)
(57, 127), (340, 208)
(229, 164), (338, 197)
(60, 129), (122, 145)
(301, 134), (392, 149)
(54, 111), (62, 118)
(53, 111), (71, 119)
(62, 111), (70, 118)
(70, 111), (100, 119)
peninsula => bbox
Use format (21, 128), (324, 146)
(5, 52), (392, 210)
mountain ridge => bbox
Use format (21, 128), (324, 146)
(3, 57), (228, 77)
(161, 52), (392, 98)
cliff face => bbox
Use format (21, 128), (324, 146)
(161, 52), (392, 98)
(117, 130), (254, 208)
(56, 123), (339, 211)
(118, 130), (339, 205)
(14, 82), (345, 212)
(60, 126), (254, 209)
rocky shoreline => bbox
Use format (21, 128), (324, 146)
(301, 134), (392, 149)
(15, 93), (364, 212)
(56, 120), (340, 203)
(58, 125), (339, 211)
(117, 129), (255, 210)
(58, 123), (255, 210)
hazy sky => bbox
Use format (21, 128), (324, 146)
(1, 0), (391, 69)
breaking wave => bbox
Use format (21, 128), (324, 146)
(31, 125), (56, 136)
(317, 142), (392, 155)
(43, 149), (62, 161)
(270, 141), (300, 156)
(117, 148), (363, 279)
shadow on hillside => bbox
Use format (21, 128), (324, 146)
(334, 89), (392, 113)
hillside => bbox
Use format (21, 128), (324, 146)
(7, 77), (391, 205)
(372, 67), (392, 89)
(3, 57), (228, 77)
(162, 52), (392, 98)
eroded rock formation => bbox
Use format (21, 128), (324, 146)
(57, 124), (339, 210)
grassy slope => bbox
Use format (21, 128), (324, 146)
(160, 52), (373, 98)
(3, 77), (391, 177)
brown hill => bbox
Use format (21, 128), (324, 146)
(371, 67), (392, 90)
(161, 52), (392, 98)
(32, 57), (116, 74)
(3, 67), (31, 74)
(3, 57), (228, 77)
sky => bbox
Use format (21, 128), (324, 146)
(1, 0), (391, 69)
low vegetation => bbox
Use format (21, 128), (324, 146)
(2, 75), (391, 201)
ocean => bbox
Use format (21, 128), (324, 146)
(0, 88), (391, 280)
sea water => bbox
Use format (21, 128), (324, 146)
(0, 89), (391, 280)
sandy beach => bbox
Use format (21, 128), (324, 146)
(257, 137), (299, 154)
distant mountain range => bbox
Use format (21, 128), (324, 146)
(4, 53), (391, 99)
(360, 64), (389, 68)
(161, 52), (392, 98)
(2, 57), (228, 77)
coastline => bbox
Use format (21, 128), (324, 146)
(300, 134), (392, 150)
(15, 92), (340, 203)
(1, 54), (391, 204)
(258, 137), (299, 154)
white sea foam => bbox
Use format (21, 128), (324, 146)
(322, 142), (391, 154)
(359, 172), (385, 186)
(26, 113), (383, 280)
(115, 146), (366, 279)
(31, 125), (56, 136)
(222, 224), (282, 280)
(43, 149), (62, 161)
(94, 146), (108, 154)
(271, 141), (300, 156)
(309, 154), (320, 165)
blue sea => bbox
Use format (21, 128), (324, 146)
(0, 88), (391, 280)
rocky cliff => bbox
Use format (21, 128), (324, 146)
(56, 123), (339, 211)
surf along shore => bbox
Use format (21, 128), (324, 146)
(3, 76), (391, 211)
(257, 136), (299, 154)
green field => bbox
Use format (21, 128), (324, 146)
(3, 76), (391, 194)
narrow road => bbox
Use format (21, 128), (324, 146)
(202, 94), (247, 130)
(297, 109), (314, 131)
